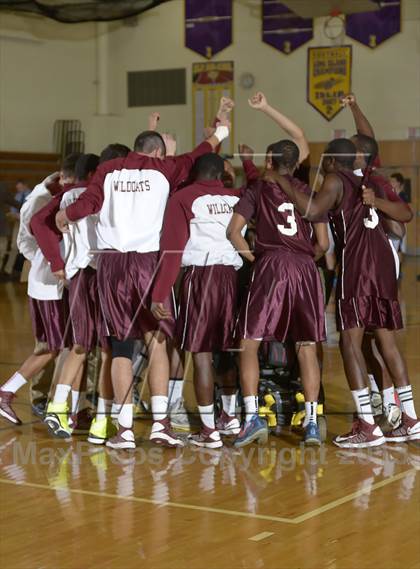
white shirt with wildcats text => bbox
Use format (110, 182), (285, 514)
(97, 168), (170, 253)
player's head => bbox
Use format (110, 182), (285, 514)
(223, 159), (236, 187)
(322, 138), (356, 173)
(75, 153), (100, 182)
(60, 152), (83, 185)
(193, 153), (225, 181)
(265, 140), (299, 173)
(99, 143), (130, 164)
(350, 133), (378, 170)
(134, 131), (166, 159)
(390, 172), (404, 192)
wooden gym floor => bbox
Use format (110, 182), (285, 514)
(0, 259), (419, 569)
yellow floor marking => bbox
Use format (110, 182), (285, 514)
(248, 532), (274, 542)
(0, 468), (416, 526)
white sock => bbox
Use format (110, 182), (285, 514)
(221, 393), (237, 417)
(111, 402), (120, 419)
(243, 395), (258, 423)
(382, 386), (396, 407)
(396, 386), (417, 420)
(71, 390), (88, 414)
(368, 374), (379, 393)
(151, 395), (168, 421)
(304, 401), (318, 426)
(96, 398), (112, 420)
(351, 387), (374, 424)
(118, 403), (133, 429)
(1, 372), (27, 394)
(198, 404), (215, 429)
(53, 384), (71, 405)
(168, 379), (183, 404)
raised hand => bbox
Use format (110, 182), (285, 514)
(238, 143), (254, 163)
(248, 91), (268, 111)
(148, 112), (160, 131)
(341, 93), (356, 108)
(203, 126), (216, 139)
(162, 133), (176, 156)
(217, 96), (235, 120)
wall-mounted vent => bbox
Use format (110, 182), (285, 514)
(127, 68), (186, 107)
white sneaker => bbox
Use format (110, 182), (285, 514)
(215, 410), (241, 435)
(370, 391), (382, 417)
(169, 398), (190, 431)
(150, 418), (185, 447)
(383, 403), (402, 429)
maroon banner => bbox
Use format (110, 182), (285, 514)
(262, 1), (313, 55)
(185, 0), (232, 59)
(346, 0), (401, 48)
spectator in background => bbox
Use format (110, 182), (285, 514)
(3, 180), (32, 276)
(390, 173), (409, 203)
(0, 183), (20, 277)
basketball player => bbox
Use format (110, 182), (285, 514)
(151, 153), (245, 448)
(0, 155), (81, 424)
(55, 119), (230, 449)
(275, 137), (419, 446)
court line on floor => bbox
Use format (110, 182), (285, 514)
(0, 468), (416, 525)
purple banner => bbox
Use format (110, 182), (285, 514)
(262, 1), (313, 55)
(346, 0), (401, 48)
(185, 0), (232, 59)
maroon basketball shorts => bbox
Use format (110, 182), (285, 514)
(237, 251), (326, 343)
(29, 290), (71, 351)
(68, 266), (109, 350)
(336, 296), (403, 332)
(176, 265), (238, 353)
(97, 251), (175, 341)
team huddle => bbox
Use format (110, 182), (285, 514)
(0, 92), (418, 451)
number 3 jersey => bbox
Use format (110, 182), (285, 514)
(234, 175), (316, 258)
(328, 170), (398, 301)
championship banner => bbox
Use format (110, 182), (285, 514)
(262, 1), (313, 55)
(307, 46), (352, 121)
(346, 0), (401, 48)
(185, 0), (232, 59)
(192, 61), (234, 155)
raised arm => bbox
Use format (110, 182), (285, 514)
(248, 92), (309, 164)
(341, 94), (375, 138)
(238, 144), (260, 184)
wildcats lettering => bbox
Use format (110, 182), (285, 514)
(206, 202), (233, 215)
(113, 180), (151, 192)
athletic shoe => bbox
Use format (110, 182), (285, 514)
(384, 413), (420, 443)
(0, 390), (22, 425)
(303, 422), (322, 446)
(105, 427), (136, 450)
(383, 403), (402, 429)
(69, 408), (92, 434)
(188, 426), (223, 449)
(150, 417), (185, 448)
(216, 410), (240, 435)
(31, 397), (47, 418)
(233, 415), (268, 448)
(169, 398), (190, 431)
(333, 417), (385, 448)
(44, 402), (72, 438)
(88, 417), (118, 445)
(370, 391), (383, 417)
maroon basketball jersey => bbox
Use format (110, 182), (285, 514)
(234, 175), (315, 257)
(329, 170), (397, 301)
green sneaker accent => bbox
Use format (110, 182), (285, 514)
(88, 417), (117, 444)
(44, 402), (71, 438)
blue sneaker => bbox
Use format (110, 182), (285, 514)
(303, 422), (321, 446)
(234, 415), (268, 448)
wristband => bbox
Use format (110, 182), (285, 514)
(214, 125), (229, 143)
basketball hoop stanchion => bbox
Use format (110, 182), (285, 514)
(324, 9), (345, 45)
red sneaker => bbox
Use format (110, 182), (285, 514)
(150, 417), (184, 448)
(106, 427), (136, 449)
(69, 408), (92, 434)
(333, 417), (385, 448)
(0, 390), (22, 425)
(216, 411), (240, 435)
(384, 413), (420, 442)
(189, 426), (223, 448)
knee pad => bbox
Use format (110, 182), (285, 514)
(110, 337), (135, 360)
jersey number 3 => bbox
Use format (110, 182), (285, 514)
(277, 203), (298, 236)
(363, 207), (379, 229)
